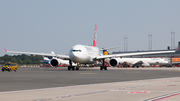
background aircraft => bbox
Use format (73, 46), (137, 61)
(109, 57), (170, 67)
(103, 49), (170, 67)
(43, 56), (50, 64)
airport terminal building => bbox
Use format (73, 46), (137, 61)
(112, 42), (180, 64)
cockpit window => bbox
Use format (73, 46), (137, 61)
(72, 50), (82, 52)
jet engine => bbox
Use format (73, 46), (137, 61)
(50, 58), (76, 67)
(50, 58), (62, 67)
(109, 58), (121, 67)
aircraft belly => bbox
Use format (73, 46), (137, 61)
(83, 56), (93, 64)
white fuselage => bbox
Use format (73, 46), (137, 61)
(116, 58), (169, 65)
(69, 44), (99, 64)
(108, 57), (170, 67)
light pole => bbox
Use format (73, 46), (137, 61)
(171, 30), (175, 49)
(148, 34), (152, 51)
(124, 36), (128, 52)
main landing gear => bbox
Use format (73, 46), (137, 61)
(68, 66), (80, 70)
(100, 59), (107, 70)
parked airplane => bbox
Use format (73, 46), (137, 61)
(109, 57), (170, 67)
(4, 25), (176, 70)
(42, 51), (56, 64)
(102, 50), (170, 67)
(43, 56), (50, 64)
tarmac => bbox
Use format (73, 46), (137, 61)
(1, 67), (180, 101)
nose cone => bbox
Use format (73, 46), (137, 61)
(70, 52), (85, 63)
(70, 52), (79, 60)
(69, 44), (90, 63)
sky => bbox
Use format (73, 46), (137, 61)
(0, 0), (180, 56)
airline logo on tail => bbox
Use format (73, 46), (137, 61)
(93, 25), (97, 47)
(103, 50), (109, 55)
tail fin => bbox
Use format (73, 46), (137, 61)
(175, 47), (179, 52)
(51, 51), (55, 54)
(4, 48), (7, 52)
(103, 50), (109, 55)
(93, 25), (97, 47)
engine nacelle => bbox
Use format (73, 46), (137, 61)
(50, 58), (62, 67)
(109, 58), (121, 67)
(50, 58), (77, 67)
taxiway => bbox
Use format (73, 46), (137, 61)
(1, 67), (180, 101)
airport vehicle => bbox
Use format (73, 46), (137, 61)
(2, 62), (18, 72)
(4, 25), (176, 71)
(176, 64), (180, 67)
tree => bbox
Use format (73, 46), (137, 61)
(0, 54), (42, 64)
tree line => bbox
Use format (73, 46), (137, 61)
(0, 54), (43, 65)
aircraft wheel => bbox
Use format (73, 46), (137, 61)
(104, 66), (107, 70)
(68, 66), (71, 70)
(76, 66), (80, 70)
(100, 66), (103, 70)
(2, 69), (4, 72)
(72, 66), (75, 70)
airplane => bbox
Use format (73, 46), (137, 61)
(43, 56), (50, 64)
(109, 57), (170, 67)
(4, 25), (176, 71)
(102, 50), (170, 67)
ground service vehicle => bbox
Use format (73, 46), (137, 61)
(2, 62), (18, 72)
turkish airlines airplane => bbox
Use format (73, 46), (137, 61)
(4, 25), (176, 70)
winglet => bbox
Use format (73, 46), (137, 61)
(93, 25), (97, 47)
(4, 48), (7, 52)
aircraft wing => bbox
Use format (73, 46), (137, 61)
(95, 50), (175, 60)
(4, 48), (69, 59)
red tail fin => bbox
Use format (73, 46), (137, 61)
(4, 48), (7, 52)
(93, 25), (97, 47)
(175, 47), (179, 51)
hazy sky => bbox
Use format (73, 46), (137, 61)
(1, 0), (180, 56)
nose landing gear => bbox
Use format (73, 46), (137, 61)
(68, 60), (80, 71)
(100, 59), (107, 70)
